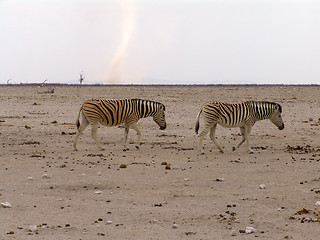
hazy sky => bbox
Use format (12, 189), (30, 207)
(0, 0), (319, 84)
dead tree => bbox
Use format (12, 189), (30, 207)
(40, 78), (47, 87)
(79, 72), (85, 84)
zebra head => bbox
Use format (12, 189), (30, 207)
(153, 103), (166, 130)
(270, 103), (284, 130)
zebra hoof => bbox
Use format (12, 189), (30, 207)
(232, 147), (236, 151)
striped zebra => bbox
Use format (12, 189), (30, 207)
(195, 101), (284, 154)
(73, 98), (166, 151)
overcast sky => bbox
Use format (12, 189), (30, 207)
(0, 0), (319, 85)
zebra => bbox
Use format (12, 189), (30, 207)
(73, 98), (166, 151)
(195, 101), (284, 154)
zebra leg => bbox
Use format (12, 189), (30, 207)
(123, 126), (130, 151)
(73, 116), (89, 151)
(243, 125), (253, 153)
(91, 124), (104, 150)
(209, 124), (224, 153)
(234, 127), (246, 151)
(198, 126), (210, 155)
(130, 123), (141, 149)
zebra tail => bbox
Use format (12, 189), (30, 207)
(195, 109), (202, 134)
(75, 107), (82, 129)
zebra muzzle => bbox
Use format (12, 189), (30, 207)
(278, 124), (284, 130)
(160, 124), (166, 130)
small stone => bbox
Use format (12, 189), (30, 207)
(165, 164), (171, 170)
(216, 178), (224, 182)
(120, 164), (127, 168)
(94, 190), (102, 194)
(1, 202), (12, 208)
(259, 184), (266, 189)
(42, 173), (51, 179)
(28, 177), (33, 180)
(172, 223), (178, 229)
(245, 226), (255, 234)
(315, 200), (320, 206)
(107, 220), (113, 224)
(28, 225), (37, 232)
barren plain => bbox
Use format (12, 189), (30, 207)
(0, 85), (320, 239)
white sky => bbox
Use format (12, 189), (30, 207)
(0, 0), (319, 84)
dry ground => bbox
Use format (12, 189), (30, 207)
(0, 85), (320, 240)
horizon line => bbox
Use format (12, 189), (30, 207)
(0, 83), (319, 87)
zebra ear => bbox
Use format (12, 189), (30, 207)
(275, 104), (282, 113)
(161, 104), (166, 111)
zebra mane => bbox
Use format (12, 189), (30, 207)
(132, 99), (165, 111)
(245, 101), (282, 113)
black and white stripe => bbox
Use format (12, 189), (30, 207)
(195, 101), (284, 154)
(73, 99), (166, 151)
